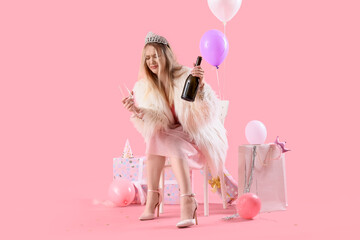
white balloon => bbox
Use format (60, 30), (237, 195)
(245, 120), (267, 144)
(207, 0), (243, 24)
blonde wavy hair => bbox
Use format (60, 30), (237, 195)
(138, 42), (184, 106)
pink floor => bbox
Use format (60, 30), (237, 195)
(41, 199), (332, 240)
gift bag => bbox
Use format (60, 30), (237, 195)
(238, 144), (288, 212)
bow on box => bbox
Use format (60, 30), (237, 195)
(209, 177), (221, 193)
(209, 176), (233, 198)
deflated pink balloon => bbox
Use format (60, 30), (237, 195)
(108, 179), (135, 207)
(236, 193), (261, 219)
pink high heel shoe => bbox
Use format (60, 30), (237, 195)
(176, 193), (198, 228)
(138, 189), (162, 221)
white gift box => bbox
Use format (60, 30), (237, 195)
(113, 156), (180, 205)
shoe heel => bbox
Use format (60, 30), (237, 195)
(194, 198), (198, 225)
(194, 210), (198, 225)
(156, 203), (160, 217)
(177, 193), (198, 228)
(139, 189), (161, 221)
(157, 189), (162, 218)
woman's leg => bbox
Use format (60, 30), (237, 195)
(170, 157), (197, 221)
(141, 154), (166, 215)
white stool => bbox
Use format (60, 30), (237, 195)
(159, 162), (210, 216)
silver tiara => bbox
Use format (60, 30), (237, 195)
(145, 31), (169, 45)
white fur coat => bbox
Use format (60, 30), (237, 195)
(130, 66), (229, 208)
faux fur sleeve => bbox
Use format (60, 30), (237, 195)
(129, 79), (171, 143)
(174, 67), (229, 209)
(175, 67), (221, 138)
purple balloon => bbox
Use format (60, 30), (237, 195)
(200, 29), (229, 68)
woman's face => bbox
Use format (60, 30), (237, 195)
(144, 45), (165, 76)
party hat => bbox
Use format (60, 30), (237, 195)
(122, 139), (133, 158)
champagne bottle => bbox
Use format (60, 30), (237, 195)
(181, 56), (202, 102)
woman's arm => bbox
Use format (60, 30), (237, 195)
(176, 69), (221, 137)
(129, 79), (171, 142)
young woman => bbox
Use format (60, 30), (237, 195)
(122, 32), (228, 228)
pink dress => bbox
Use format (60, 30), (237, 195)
(145, 104), (206, 169)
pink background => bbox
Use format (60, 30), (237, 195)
(1, 0), (359, 239)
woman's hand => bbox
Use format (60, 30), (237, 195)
(191, 63), (205, 88)
(122, 91), (144, 119)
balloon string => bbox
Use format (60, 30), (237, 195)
(223, 23), (227, 100)
(224, 56), (226, 100)
(216, 67), (221, 100)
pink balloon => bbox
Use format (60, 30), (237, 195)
(108, 179), (135, 207)
(245, 120), (267, 144)
(236, 193), (261, 219)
